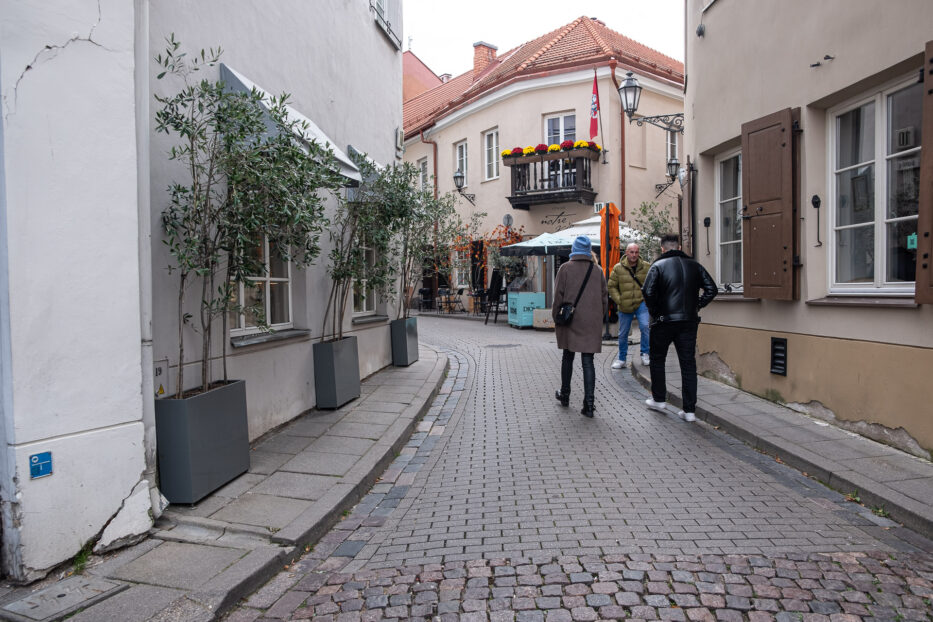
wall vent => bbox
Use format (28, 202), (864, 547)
(770, 337), (787, 376)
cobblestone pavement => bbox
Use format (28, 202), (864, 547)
(225, 318), (932, 621)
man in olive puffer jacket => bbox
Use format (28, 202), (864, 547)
(607, 243), (651, 369)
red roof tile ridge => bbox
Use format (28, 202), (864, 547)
(581, 16), (614, 56)
(517, 16), (585, 73)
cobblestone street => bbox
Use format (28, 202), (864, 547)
(226, 317), (933, 621)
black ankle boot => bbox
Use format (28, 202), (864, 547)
(580, 401), (594, 417)
(555, 390), (569, 407)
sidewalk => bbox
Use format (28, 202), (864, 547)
(0, 346), (447, 622)
(626, 356), (933, 541)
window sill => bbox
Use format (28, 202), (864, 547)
(712, 293), (760, 302)
(230, 328), (311, 349)
(806, 296), (918, 309)
(352, 314), (390, 326)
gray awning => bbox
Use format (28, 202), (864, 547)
(220, 64), (362, 185)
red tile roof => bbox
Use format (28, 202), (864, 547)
(403, 16), (684, 139)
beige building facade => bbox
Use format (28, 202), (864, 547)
(684, 0), (933, 456)
(403, 18), (685, 301)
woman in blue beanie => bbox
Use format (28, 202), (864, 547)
(552, 235), (608, 417)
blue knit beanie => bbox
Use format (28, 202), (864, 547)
(569, 235), (592, 258)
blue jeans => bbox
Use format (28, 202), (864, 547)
(617, 301), (650, 361)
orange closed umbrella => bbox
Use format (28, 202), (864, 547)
(599, 202), (622, 277)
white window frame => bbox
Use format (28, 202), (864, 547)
(714, 149), (742, 292)
(230, 237), (293, 335)
(666, 131), (679, 163)
(455, 249), (471, 289)
(417, 157), (428, 190)
(543, 112), (576, 145)
(828, 75), (920, 295)
(455, 140), (468, 188)
(484, 129), (499, 181)
(353, 242), (377, 316)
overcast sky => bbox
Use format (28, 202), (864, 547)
(402, 0), (685, 78)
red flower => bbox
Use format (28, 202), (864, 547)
(586, 141), (596, 149)
(534, 143), (548, 153)
(510, 147), (524, 155)
(560, 140), (574, 150)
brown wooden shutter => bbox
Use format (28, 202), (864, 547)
(915, 40), (933, 304)
(741, 108), (798, 300)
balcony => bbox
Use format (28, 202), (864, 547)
(502, 148), (599, 210)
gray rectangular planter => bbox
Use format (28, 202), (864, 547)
(313, 336), (361, 408)
(154, 380), (250, 505)
(390, 317), (419, 366)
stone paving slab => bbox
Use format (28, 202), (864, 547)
(0, 345), (448, 622)
(628, 356), (933, 539)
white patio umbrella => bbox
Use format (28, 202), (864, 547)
(499, 217), (645, 257)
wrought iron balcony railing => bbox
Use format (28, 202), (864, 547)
(502, 148), (599, 210)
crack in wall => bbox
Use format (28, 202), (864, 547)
(3, 1), (106, 122)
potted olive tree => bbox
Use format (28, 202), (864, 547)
(316, 151), (400, 406)
(154, 37), (342, 503)
(387, 166), (458, 365)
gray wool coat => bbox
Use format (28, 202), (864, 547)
(551, 255), (609, 354)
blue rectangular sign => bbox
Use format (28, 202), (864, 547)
(29, 452), (52, 479)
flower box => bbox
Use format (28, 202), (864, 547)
(502, 148), (599, 166)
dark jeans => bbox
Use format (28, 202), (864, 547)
(560, 350), (595, 405)
(648, 321), (699, 413)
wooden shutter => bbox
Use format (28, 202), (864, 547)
(916, 40), (933, 304)
(741, 108), (798, 300)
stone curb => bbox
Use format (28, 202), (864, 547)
(630, 362), (933, 540)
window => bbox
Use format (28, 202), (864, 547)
(418, 157), (428, 190)
(484, 129), (499, 180)
(716, 151), (742, 290)
(353, 243), (377, 315)
(455, 249), (470, 288)
(230, 238), (292, 334)
(544, 113), (575, 144)
(371, 0), (401, 49)
(545, 113), (576, 188)
(455, 140), (468, 187)
(666, 131), (679, 163)
(830, 79), (921, 292)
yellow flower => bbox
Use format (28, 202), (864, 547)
(574, 140), (587, 148)
(548, 144), (560, 152)
(523, 146), (535, 155)
(595, 143), (602, 151)
(501, 149), (512, 158)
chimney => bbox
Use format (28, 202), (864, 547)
(472, 41), (498, 78)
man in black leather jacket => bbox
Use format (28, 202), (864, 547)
(641, 234), (717, 422)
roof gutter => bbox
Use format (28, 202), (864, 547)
(420, 130), (438, 199)
(609, 60), (626, 221)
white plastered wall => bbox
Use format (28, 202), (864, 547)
(148, 0), (403, 439)
(0, 0), (149, 581)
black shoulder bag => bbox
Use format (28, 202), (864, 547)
(554, 262), (594, 326)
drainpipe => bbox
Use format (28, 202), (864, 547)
(134, 0), (162, 517)
(420, 130), (440, 300)
(609, 61), (626, 221)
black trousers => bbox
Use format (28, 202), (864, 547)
(560, 350), (595, 405)
(648, 321), (699, 413)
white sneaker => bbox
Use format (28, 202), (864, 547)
(640, 353), (650, 366)
(677, 410), (696, 422)
(645, 398), (668, 413)
(611, 360), (627, 369)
